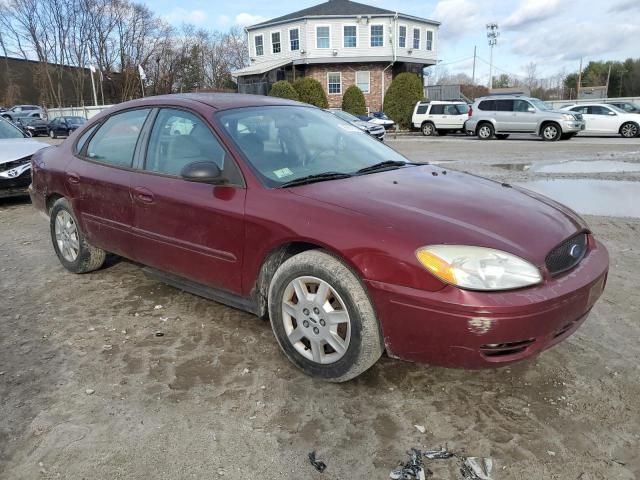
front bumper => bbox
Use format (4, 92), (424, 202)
(561, 120), (586, 133)
(0, 165), (32, 197)
(367, 239), (609, 368)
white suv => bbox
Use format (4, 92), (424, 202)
(412, 101), (470, 136)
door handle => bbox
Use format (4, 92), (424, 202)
(66, 172), (80, 184)
(133, 187), (155, 205)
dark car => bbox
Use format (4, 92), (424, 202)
(48, 116), (87, 138)
(29, 93), (609, 382)
(327, 109), (386, 141)
(17, 117), (49, 137)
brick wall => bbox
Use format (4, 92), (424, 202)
(305, 62), (393, 112)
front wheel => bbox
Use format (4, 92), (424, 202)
(268, 250), (383, 382)
(49, 129), (57, 139)
(541, 123), (561, 141)
(620, 122), (639, 138)
(50, 198), (106, 273)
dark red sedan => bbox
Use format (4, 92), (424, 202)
(29, 94), (609, 382)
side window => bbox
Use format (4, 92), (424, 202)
(416, 105), (428, 115)
(444, 105), (459, 115)
(429, 104), (445, 115)
(478, 100), (496, 111)
(86, 109), (149, 167)
(590, 106), (611, 115)
(76, 124), (99, 153)
(145, 109), (226, 177)
(514, 100), (532, 112)
(571, 106), (588, 114)
(495, 99), (514, 111)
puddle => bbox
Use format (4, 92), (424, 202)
(536, 160), (640, 174)
(516, 180), (640, 218)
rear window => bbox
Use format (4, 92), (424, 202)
(478, 100), (495, 111)
(416, 105), (428, 114)
(455, 104), (470, 114)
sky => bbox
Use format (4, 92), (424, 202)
(146, 0), (640, 84)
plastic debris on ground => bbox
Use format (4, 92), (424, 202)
(308, 451), (327, 473)
(390, 446), (493, 480)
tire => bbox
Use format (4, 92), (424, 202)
(50, 198), (106, 274)
(477, 122), (494, 140)
(495, 134), (510, 140)
(268, 250), (383, 382)
(421, 122), (436, 136)
(541, 122), (561, 141)
(49, 129), (57, 139)
(620, 122), (639, 138)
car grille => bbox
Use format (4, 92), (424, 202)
(545, 233), (587, 275)
(480, 339), (536, 358)
(1, 155), (31, 172)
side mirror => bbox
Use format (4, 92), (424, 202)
(180, 161), (224, 184)
(608, 111), (616, 116)
(527, 106), (536, 113)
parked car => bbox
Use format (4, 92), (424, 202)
(412, 100), (470, 136)
(1, 105), (46, 122)
(0, 116), (48, 197)
(48, 116), (87, 138)
(367, 112), (396, 129)
(30, 93), (609, 381)
(17, 117), (49, 137)
(327, 109), (386, 141)
(465, 95), (585, 141)
(561, 104), (640, 138)
(606, 101), (640, 114)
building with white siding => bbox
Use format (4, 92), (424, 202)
(232, 0), (439, 111)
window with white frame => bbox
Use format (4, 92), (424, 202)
(370, 24), (384, 47)
(413, 28), (420, 49)
(356, 71), (370, 94)
(426, 30), (433, 51)
(343, 25), (357, 48)
(328, 72), (341, 94)
(289, 28), (300, 51)
(255, 35), (264, 56)
(398, 25), (407, 48)
(271, 32), (281, 54)
(316, 26), (330, 48)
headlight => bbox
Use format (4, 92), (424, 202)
(562, 114), (575, 121)
(416, 245), (542, 291)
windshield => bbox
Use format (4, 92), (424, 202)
(65, 116), (86, 123)
(217, 106), (408, 188)
(530, 99), (551, 111)
(0, 119), (25, 139)
(608, 105), (627, 114)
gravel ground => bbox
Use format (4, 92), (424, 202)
(1, 135), (639, 479)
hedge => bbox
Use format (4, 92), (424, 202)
(383, 72), (424, 129)
(268, 81), (300, 101)
(292, 77), (329, 108)
(342, 85), (367, 116)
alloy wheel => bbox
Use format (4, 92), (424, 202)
(54, 210), (80, 262)
(478, 126), (491, 139)
(621, 123), (638, 138)
(281, 276), (351, 365)
(543, 125), (559, 140)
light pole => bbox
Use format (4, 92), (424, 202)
(486, 23), (499, 90)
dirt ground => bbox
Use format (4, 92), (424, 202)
(1, 135), (639, 479)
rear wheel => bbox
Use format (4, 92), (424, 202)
(421, 122), (436, 136)
(268, 250), (383, 382)
(49, 129), (57, 139)
(477, 123), (494, 140)
(495, 134), (510, 140)
(541, 122), (561, 141)
(50, 198), (106, 273)
(620, 122), (639, 138)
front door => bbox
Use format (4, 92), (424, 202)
(67, 108), (151, 258)
(589, 105), (619, 133)
(512, 99), (538, 132)
(130, 107), (246, 294)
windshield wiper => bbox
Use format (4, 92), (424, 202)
(356, 160), (414, 175)
(278, 172), (353, 188)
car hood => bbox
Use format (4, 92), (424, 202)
(290, 165), (586, 265)
(0, 138), (49, 164)
(352, 120), (383, 130)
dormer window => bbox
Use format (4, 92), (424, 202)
(317, 26), (330, 48)
(370, 25), (384, 47)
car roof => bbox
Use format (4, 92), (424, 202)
(418, 100), (466, 104)
(113, 93), (303, 112)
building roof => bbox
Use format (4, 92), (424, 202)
(249, 0), (439, 29)
(231, 57), (293, 79)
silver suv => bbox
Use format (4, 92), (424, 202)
(1, 105), (46, 122)
(465, 95), (585, 141)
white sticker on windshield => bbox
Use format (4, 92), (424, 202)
(337, 123), (361, 133)
(273, 167), (294, 179)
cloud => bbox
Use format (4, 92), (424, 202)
(503, 0), (564, 30)
(164, 8), (208, 25)
(432, 0), (482, 41)
(216, 15), (232, 28)
(234, 13), (268, 27)
(608, 0), (640, 12)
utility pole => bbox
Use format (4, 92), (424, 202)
(89, 65), (98, 106)
(577, 57), (583, 99)
(486, 23), (499, 90)
(472, 45), (477, 85)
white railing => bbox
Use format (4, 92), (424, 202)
(546, 96), (640, 109)
(45, 105), (113, 120)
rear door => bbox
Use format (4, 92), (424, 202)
(129, 107), (246, 293)
(67, 108), (151, 258)
(428, 104), (445, 128)
(494, 99), (515, 131)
